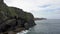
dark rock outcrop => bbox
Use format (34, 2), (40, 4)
(0, 0), (36, 34)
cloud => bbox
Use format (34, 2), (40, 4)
(4, 0), (60, 19)
(4, 0), (60, 11)
(38, 4), (51, 8)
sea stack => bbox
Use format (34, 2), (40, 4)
(0, 0), (36, 34)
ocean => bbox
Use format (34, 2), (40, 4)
(17, 19), (60, 34)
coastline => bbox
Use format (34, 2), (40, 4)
(0, 0), (36, 34)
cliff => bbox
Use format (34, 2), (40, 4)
(0, 0), (36, 34)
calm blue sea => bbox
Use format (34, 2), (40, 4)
(18, 19), (60, 34)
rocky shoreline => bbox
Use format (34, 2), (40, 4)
(0, 0), (36, 34)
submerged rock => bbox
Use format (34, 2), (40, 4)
(0, 0), (36, 34)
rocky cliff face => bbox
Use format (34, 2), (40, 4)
(0, 0), (36, 34)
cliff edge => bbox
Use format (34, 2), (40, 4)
(0, 0), (36, 34)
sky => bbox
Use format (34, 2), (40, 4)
(4, 0), (60, 19)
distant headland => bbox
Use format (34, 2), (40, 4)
(34, 18), (47, 20)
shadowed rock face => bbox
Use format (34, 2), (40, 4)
(0, 0), (36, 34)
(0, 0), (3, 3)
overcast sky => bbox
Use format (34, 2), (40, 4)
(4, 0), (60, 19)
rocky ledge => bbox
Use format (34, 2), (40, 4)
(0, 0), (36, 34)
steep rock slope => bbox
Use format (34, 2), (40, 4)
(0, 0), (36, 34)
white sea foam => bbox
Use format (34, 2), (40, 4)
(17, 30), (29, 34)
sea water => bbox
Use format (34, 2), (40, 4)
(18, 19), (60, 34)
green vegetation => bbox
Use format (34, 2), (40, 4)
(0, 0), (36, 34)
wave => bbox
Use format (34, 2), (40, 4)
(17, 30), (29, 34)
(17, 28), (32, 34)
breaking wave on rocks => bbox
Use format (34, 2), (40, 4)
(17, 30), (29, 34)
(17, 28), (32, 34)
